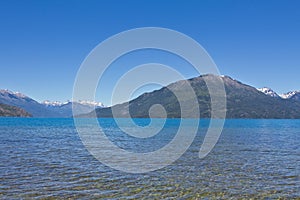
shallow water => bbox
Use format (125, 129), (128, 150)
(0, 118), (299, 199)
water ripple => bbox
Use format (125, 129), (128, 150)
(0, 118), (299, 199)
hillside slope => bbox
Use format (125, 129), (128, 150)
(80, 74), (300, 119)
(0, 103), (32, 117)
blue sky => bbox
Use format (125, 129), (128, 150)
(0, 0), (299, 105)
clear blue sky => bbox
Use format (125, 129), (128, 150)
(0, 0), (299, 105)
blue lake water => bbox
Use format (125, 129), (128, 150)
(0, 118), (299, 199)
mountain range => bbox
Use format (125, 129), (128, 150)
(79, 74), (300, 119)
(2, 75), (300, 118)
(0, 89), (104, 117)
(257, 87), (300, 100)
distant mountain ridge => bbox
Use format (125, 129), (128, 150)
(2, 75), (300, 118)
(257, 87), (300, 100)
(80, 74), (300, 119)
(42, 100), (104, 107)
(280, 91), (300, 100)
(0, 89), (104, 117)
(0, 89), (58, 117)
(42, 101), (105, 117)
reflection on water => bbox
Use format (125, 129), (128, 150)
(0, 118), (299, 199)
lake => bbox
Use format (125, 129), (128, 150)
(0, 118), (299, 199)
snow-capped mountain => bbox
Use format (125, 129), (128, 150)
(257, 87), (300, 101)
(76, 100), (105, 107)
(257, 87), (280, 98)
(42, 100), (65, 107)
(0, 89), (28, 98)
(290, 92), (300, 101)
(2, 79), (300, 118)
(41, 100), (105, 117)
(83, 74), (300, 119)
(280, 91), (300, 99)
(0, 89), (59, 117)
(42, 100), (105, 108)
(0, 89), (105, 117)
(289, 92), (300, 101)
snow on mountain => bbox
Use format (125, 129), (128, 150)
(257, 87), (280, 98)
(0, 89), (28, 99)
(257, 87), (300, 100)
(256, 87), (300, 101)
(42, 100), (64, 107)
(0, 89), (105, 117)
(41, 100), (105, 108)
(0, 89), (60, 117)
(280, 91), (300, 99)
(290, 92), (300, 101)
(41, 100), (105, 117)
(76, 100), (105, 107)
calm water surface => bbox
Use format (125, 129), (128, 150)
(0, 118), (299, 199)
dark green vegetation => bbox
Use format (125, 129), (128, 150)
(81, 74), (300, 119)
(0, 103), (32, 117)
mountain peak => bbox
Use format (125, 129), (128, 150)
(41, 100), (105, 107)
(42, 100), (65, 107)
(1, 89), (105, 117)
(85, 74), (300, 119)
(257, 87), (280, 98)
(280, 91), (300, 99)
(0, 89), (28, 98)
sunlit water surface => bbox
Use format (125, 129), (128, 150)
(0, 118), (299, 199)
